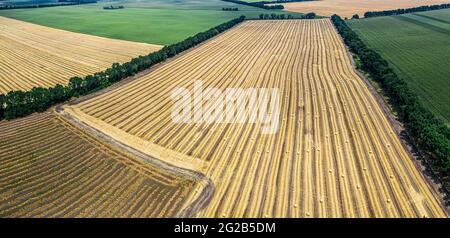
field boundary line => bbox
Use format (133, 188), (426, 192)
(411, 13), (450, 24)
(60, 106), (209, 173)
(396, 15), (450, 35)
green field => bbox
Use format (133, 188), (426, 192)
(348, 9), (450, 125)
(0, 0), (302, 45)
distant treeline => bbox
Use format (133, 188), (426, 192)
(331, 15), (450, 203)
(0, 2), (76, 9)
(103, 5), (124, 10)
(0, 16), (246, 121)
(222, 7), (238, 11)
(253, 0), (314, 4)
(257, 12), (315, 19)
(0, 0), (96, 10)
(58, 0), (97, 3)
(221, 0), (284, 10)
(364, 3), (450, 18)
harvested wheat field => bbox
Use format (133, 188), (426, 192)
(283, 0), (450, 18)
(0, 112), (201, 218)
(0, 16), (162, 94)
(63, 19), (446, 217)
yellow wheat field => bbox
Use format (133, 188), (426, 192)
(63, 19), (446, 217)
(0, 16), (162, 94)
(0, 112), (199, 218)
(283, 0), (450, 18)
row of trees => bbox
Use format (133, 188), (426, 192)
(0, 0), (97, 10)
(103, 5), (125, 10)
(222, 7), (239, 11)
(0, 3), (76, 10)
(254, 0), (314, 4)
(58, 0), (97, 2)
(0, 16), (246, 120)
(331, 15), (450, 203)
(221, 0), (284, 10)
(258, 12), (315, 19)
(364, 3), (450, 18)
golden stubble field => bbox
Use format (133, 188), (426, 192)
(63, 19), (446, 217)
(0, 112), (202, 218)
(283, 0), (450, 18)
(0, 16), (161, 94)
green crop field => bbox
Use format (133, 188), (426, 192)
(348, 9), (450, 125)
(0, 0), (302, 45)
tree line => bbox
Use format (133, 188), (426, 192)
(0, 0), (97, 10)
(364, 3), (450, 18)
(222, 7), (239, 11)
(103, 5), (125, 10)
(253, 0), (314, 4)
(331, 15), (450, 203)
(258, 12), (316, 19)
(0, 3), (77, 10)
(221, 0), (284, 10)
(0, 16), (246, 121)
